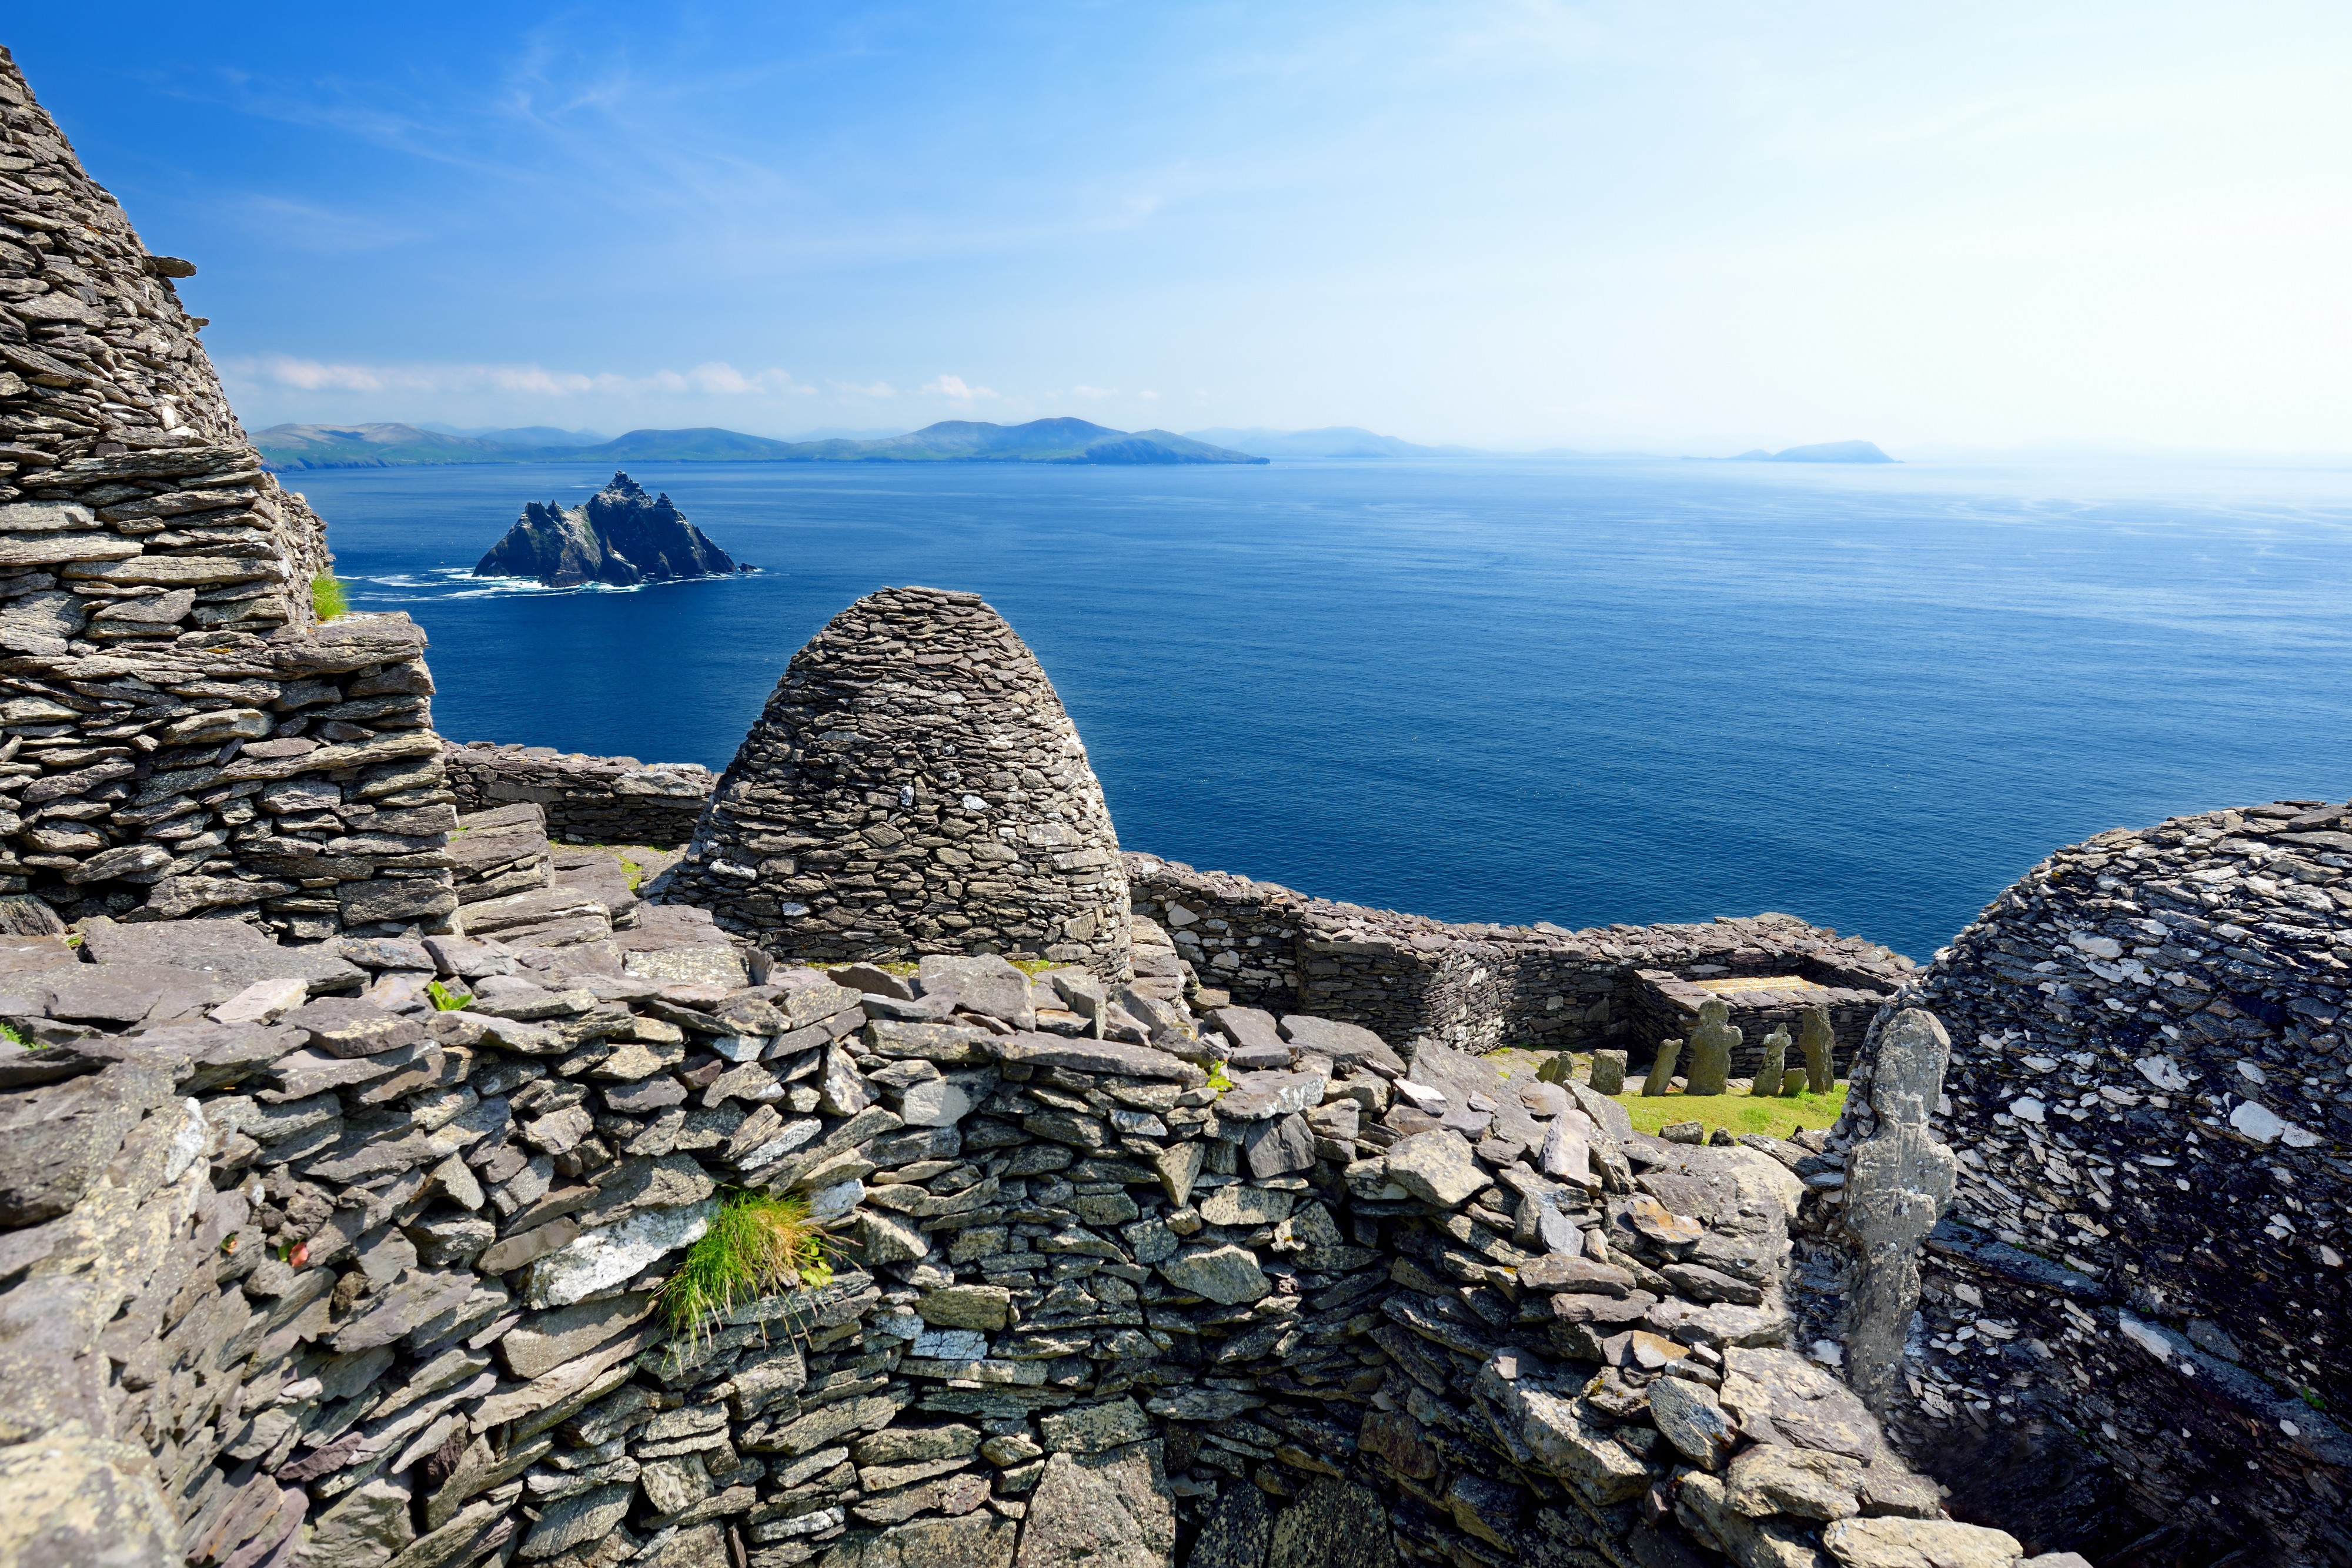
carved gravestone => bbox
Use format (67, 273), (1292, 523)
(1642, 1038), (1682, 1096)
(1799, 1006), (1835, 1093)
(1842, 1008), (1960, 1415)
(1779, 1068), (1809, 1098)
(1750, 1026), (1789, 1097)
(1682, 997), (1739, 1097)
(1589, 1049), (1628, 1095)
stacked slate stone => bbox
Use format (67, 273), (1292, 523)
(1798, 800), (2352, 1566)
(662, 587), (1133, 981)
(1128, 853), (1910, 1068)
(0, 50), (462, 936)
(443, 742), (714, 849)
(0, 895), (2029, 1568)
(0, 610), (454, 934)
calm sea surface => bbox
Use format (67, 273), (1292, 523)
(293, 457), (2352, 961)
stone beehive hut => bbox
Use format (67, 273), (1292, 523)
(0, 46), (453, 937)
(662, 585), (1132, 978)
(1807, 797), (2352, 1564)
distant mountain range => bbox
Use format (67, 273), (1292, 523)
(255, 418), (1900, 469)
(255, 418), (1265, 469)
(1727, 440), (1895, 464)
(1178, 426), (1484, 459)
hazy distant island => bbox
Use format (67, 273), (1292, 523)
(259, 416), (1267, 469)
(1729, 440), (1895, 463)
(475, 470), (747, 587)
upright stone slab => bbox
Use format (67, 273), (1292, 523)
(1840, 1008), (1957, 1414)
(662, 586), (1132, 980)
(1799, 1005), (1835, 1094)
(1750, 1025), (1789, 1097)
(1683, 997), (1740, 1096)
(1642, 1038), (1681, 1096)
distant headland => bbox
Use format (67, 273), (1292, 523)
(1728, 440), (1895, 463)
(475, 470), (749, 587)
(256, 416), (1267, 469)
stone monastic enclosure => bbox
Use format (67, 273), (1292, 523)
(659, 587), (1135, 982)
(0, 37), (2336, 1568)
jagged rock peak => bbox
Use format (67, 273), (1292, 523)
(474, 469), (737, 587)
(660, 584), (1133, 979)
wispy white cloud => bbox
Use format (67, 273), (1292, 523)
(1070, 384), (1117, 398)
(226, 195), (417, 255)
(222, 355), (810, 397)
(921, 374), (998, 400)
(830, 380), (897, 397)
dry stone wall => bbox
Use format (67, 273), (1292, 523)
(1798, 799), (2352, 1567)
(0, 890), (2044, 1568)
(0, 48), (453, 941)
(1128, 855), (1909, 1068)
(443, 743), (714, 851)
(661, 587), (1132, 982)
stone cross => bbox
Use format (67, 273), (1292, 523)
(1682, 997), (1739, 1097)
(1642, 1038), (1682, 1096)
(1799, 1006), (1835, 1093)
(1750, 1025), (1790, 1097)
(1842, 1007), (1960, 1415)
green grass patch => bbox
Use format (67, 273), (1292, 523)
(660, 1191), (834, 1348)
(426, 979), (471, 1012)
(310, 573), (349, 621)
(1009, 957), (1060, 975)
(0, 1019), (29, 1048)
(1613, 1082), (1847, 1142)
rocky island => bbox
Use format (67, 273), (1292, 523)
(473, 472), (744, 587)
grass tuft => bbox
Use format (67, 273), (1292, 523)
(310, 573), (349, 621)
(660, 1191), (834, 1348)
(426, 979), (471, 1012)
(0, 1019), (29, 1048)
(1612, 1083), (1848, 1142)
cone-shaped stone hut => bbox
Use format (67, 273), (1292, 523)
(662, 584), (1133, 978)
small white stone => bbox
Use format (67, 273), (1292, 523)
(2229, 1100), (2287, 1144)
(2009, 1097), (2046, 1124)
(211, 976), (308, 1026)
(164, 1100), (207, 1184)
(807, 1178), (865, 1222)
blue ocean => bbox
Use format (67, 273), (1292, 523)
(296, 456), (2352, 962)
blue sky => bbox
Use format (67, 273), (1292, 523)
(12, 4), (2349, 452)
